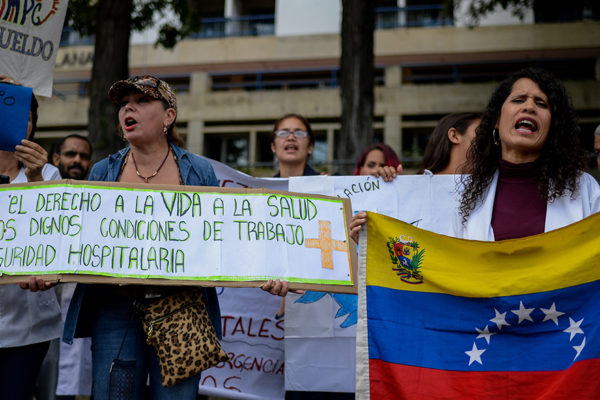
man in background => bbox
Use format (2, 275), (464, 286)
(36, 134), (94, 400)
(52, 134), (93, 179)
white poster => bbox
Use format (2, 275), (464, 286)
(0, 0), (69, 96)
(205, 160), (463, 395)
(198, 287), (285, 399)
(0, 182), (354, 288)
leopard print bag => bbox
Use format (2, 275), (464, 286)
(137, 288), (229, 387)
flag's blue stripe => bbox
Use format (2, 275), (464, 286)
(367, 280), (600, 371)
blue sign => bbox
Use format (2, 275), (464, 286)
(0, 83), (32, 151)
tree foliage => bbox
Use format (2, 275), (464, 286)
(65, 1), (208, 159)
(66, 0), (204, 49)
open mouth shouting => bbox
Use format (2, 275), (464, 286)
(284, 143), (299, 152)
(124, 117), (138, 131)
(515, 118), (538, 134)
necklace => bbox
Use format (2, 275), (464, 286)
(131, 147), (170, 183)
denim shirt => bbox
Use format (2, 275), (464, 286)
(63, 143), (222, 343)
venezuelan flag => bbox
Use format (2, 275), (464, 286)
(358, 212), (600, 399)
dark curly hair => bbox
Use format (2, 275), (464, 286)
(459, 67), (586, 223)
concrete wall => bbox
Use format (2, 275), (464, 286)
(42, 22), (600, 170)
(55, 22), (600, 78)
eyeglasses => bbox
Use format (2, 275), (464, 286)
(61, 151), (91, 161)
(274, 129), (309, 138)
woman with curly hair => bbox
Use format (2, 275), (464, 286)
(452, 67), (600, 240)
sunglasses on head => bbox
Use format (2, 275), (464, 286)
(131, 76), (159, 88)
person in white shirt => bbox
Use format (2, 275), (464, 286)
(0, 76), (62, 400)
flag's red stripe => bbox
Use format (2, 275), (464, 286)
(370, 358), (600, 399)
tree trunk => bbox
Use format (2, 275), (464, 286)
(338, 0), (375, 174)
(87, 0), (133, 161)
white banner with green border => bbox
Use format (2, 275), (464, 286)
(0, 180), (356, 293)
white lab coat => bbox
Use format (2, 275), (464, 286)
(0, 165), (63, 347)
(450, 171), (600, 241)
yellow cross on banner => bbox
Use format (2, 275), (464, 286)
(305, 220), (349, 269)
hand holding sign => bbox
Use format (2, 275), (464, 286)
(15, 140), (49, 183)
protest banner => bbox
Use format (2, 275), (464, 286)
(207, 156), (287, 191)
(200, 160), (465, 395)
(356, 212), (600, 399)
(198, 287), (286, 400)
(0, 180), (357, 293)
(0, 0), (68, 97)
(0, 82), (32, 150)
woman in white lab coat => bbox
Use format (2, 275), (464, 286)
(452, 67), (600, 240)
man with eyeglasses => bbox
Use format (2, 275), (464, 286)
(52, 134), (93, 179)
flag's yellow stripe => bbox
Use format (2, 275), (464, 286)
(366, 212), (600, 297)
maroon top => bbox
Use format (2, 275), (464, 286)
(491, 159), (547, 241)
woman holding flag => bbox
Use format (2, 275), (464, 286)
(350, 68), (599, 241)
(452, 67), (600, 239)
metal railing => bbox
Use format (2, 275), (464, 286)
(59, 27), (94, 47)
(190, 14), (275, 39)
(375, 5), (453, 29)
(209, 67), (385, 91)
(59, 6), (454, 47)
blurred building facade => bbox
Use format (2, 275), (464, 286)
(40, 0), (600, 174)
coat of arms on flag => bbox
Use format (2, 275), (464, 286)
(356, 212), (600, 399)
(387, 235), (424, 284)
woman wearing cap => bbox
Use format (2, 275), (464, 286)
(61, 76), (221, 399)
(0, 77), (63, 399)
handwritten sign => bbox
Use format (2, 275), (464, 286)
(0, 180), (356, 293)
(198, 287), (285, 399)
(0, 0), (69, 97)
(0, 83), (31, 151)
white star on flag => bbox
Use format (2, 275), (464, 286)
(490, 308), (510, 330)
(465, 342), (486, 366)
(511, 301), (535, 324)
(510, 301), (535, 324)
(564, 317), (584, 341)
(541, 302), (565, 325)
(573, 337), (586, 361)
(475, 325), (496, 344)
